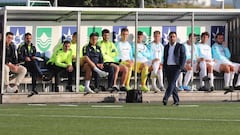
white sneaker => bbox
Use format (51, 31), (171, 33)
(12, 85), (19, 93)
(5, 86), (15, 93)
(235, 83), (240, 87)
(150, 73), (157, 78)
(84, 87), (95, 94)
(152, 86), (161, 93)
(98, 71), (109, 78)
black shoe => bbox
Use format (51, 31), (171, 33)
(198, 86), (209, 91)
(27, 89), (38, 97)
(32, 89), (38, 94)
(112, 86), (119, 91)
(66, 85), (73, 92)
(110, 86), (119, 93)
(27, 92), (34, 97)
(234, 86), (240, 90)
(163, 100), (167, 106)
(202, 76), (210, 81)
(208, 86), (214, 92)
(224, 89), (234, 94)
(120, 86), (127, 91)
(107, 87), (114, 92)
(172, 102), (179, 106)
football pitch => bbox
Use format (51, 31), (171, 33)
(0, 102), (239, 135)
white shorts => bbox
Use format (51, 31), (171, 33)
(232, 62), (240, 73)
(213, 61), (234, 73)
(192, 62), (198, 73)
(198, 60), (215, 72)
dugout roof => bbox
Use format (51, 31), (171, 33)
(1, 6), (240, 22)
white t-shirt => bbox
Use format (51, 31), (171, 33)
(149, 42), (164, 63)
(135, 43), (149, 63)
(197, 43), (212, 60)
(167, 44), (177, 65)
(117, 41), (132, 61)
(183, 42), (197, 61)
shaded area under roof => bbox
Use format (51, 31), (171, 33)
(1, 6), (240, 22)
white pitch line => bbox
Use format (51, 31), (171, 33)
(58, 104), (78, 107)
(28, 104), (47, 106)
(0, 114), (239, 122)
(178, 105), (199, 107)
(91, 105), (124, 108)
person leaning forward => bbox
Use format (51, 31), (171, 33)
(45, 40), (74, 92)
(4, 32), (27, 93)
(83, 32), (113, 92)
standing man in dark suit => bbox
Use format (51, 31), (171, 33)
(163, 32), (186, 106)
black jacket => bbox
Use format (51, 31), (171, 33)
(82, 43), (103, 64)
(18, 43), (37, 62)
(5, 42), (18, 64)
(163, 42), (186, 70)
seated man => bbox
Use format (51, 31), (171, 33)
(212, 33), (235, 92)
(18, 33), (44, 96)
(99, 29), (128, 91)
(176, 33), (198, 91)
(115, 28), (134, 90)
(147, 30), (165, 92)
(53, 32), (108, 93)
(115, 28), (149, 91)
(196, 32), (214, 91)
(4, 32), (27, 93)
(83, 32), (113, 92)
(131, 31), (150, 92)
(45, 40), (74, 92)
(80, 56), (109, 93)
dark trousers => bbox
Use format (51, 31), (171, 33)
(47, 64), (73, 91)
(163, 65), (181, 103)
(93, 64), (114, 89)
(25, 60), (42, 91)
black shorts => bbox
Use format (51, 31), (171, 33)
(104, 62), (119, 66)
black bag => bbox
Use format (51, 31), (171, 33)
(126, 90), (142, 103)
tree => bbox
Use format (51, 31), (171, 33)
(50, 0), (166, 8)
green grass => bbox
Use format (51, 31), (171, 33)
(0, 102), (240, 135)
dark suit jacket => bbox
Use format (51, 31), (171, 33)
(163, 42), (186, 70)
(18, 43), (37, 62)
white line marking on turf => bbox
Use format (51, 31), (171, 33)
(58, 104), (78, 107)
(28, 104), (47, 106)
(91, 105), (123, 108)
(178, 105), (199, 107)
(0, 114), (239, 122)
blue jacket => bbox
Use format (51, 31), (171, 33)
(212, 43), (231, 62)
(82, 43), (103, 64)
(163, 43), (186, 70)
